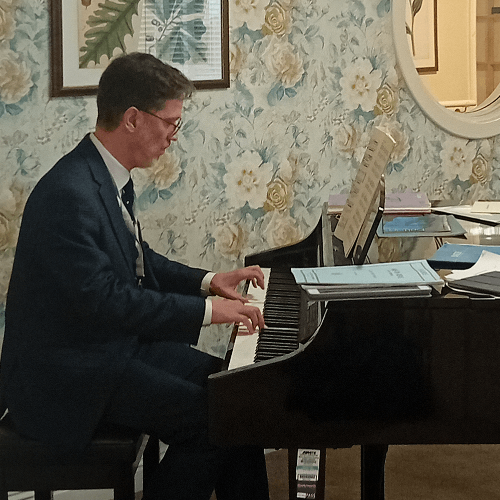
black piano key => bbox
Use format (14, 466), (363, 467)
(264, 301), (300, 309)
(257, 346), (298, 354)
(257, 338), (298, 347)
(267, 284), (300, 291)
(264, 319), (299, 328)
(264, 298), (300, 305)
(264, 297), (300, 306)
(266, 288), (299, 293)
(259, 335), (297, 342)
(255, 350), (295, 362)
(264, 303), (300, 311)
(259, 330), (298, 337)
(264, 311), (299, 320)
(263, 325), (299, 332)
(264, 300), (300, 309)
(261, 325), (299, 332)
(255, 347), (293, 357)
(250, 267), (303, 363)
(264, 306), (300, 315)
(259, 331), (298, 339)
(265, 290), (300, 297)
(264, 314), (300, 323)
(257, 341), (298, 349)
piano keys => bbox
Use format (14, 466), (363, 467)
(223, 203), (351, 374)
(227, 268), (301, 370)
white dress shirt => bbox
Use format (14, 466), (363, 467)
(89, 133), (214, 325)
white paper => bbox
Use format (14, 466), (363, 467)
(471, 201), (500, 214)
(334, 127), (396, 256)
(446, 250), (500, 281)
(434, 205), (500, 224)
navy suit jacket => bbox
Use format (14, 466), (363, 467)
(0, 135), (208, 455)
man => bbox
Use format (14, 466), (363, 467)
(0, 53), (270, 499)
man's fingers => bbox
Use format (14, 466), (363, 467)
(235, 305), (265, 334)
(239, 316), (255, 334)
(247, 266), (265, 289)
(242, 304), (265, 331)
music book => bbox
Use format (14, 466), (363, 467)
(377, 214), (466, 238)
(428, 243), (500, 270)
(291, 259), (443, 289)
(383, 191), (431, 214)
(381, 214), (450, 234)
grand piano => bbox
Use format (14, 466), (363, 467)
(208, 203), (500, 499)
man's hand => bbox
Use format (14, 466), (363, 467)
(211, 298), (265, 334)
(209, 265), (265, 303)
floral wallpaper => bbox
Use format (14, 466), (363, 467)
(0, 0), (499, 356)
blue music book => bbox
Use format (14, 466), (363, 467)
(377, 214), (466, 238)
(428, 243), (500, 270)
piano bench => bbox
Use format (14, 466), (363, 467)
(0, 415), (160, 500)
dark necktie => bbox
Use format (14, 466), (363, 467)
(121, 178), (135, 222)
(121, 178), (144, 284)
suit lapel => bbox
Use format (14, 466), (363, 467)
(76, 137), (138, 277)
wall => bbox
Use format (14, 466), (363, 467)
(0, 0), (499, 356)
(476, 0), (500, 104)
(420, 0), (477, 108)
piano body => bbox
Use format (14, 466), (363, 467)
(208, 205), (500, 499)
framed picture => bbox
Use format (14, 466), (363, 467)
(50, 0), (229, 98)
(406, 0), (438, 74)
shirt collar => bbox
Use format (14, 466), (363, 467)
(90, 132), (130, 191)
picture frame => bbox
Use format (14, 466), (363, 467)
(49, 0), (229, 98)
(406, 0), (438, 74)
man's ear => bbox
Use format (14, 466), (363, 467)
(122, 107), (140, 131)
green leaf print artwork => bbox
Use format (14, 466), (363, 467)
(79, 0), (141, 68)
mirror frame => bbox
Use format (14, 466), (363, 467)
(392, 1), (500, 139)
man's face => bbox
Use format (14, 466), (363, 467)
(133, 99), (184, 169)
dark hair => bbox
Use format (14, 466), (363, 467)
(96, 52), (196, 130)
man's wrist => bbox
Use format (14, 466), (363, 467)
(203, 297), (213, 326)
(201, 272), (216, 296)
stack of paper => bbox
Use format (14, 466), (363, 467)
(444, 251), (500, 297)
(383, 191), (431, 214)
(446, 271), (500, 297)
(291, 260), (443, 301)
(445, 250), (500, 282)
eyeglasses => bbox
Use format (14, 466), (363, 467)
(141, 110), (182, 136)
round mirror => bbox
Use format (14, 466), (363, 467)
(392, 1), (500, 139)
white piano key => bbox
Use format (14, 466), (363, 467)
(228, 268), (270, 370)
(227, 331), (259, 370)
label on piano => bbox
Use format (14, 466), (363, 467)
(296, 449), (321, 499)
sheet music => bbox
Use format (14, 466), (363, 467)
(334, 127), (396, 257)
(291, 259), (443, 288)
